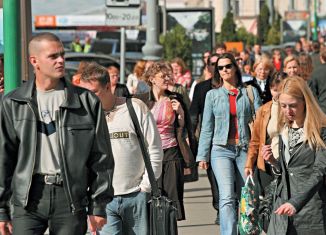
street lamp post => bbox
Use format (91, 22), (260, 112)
(20, 0), (33, 82)
(142, 0), (163, 60)
(312, 0), (318, 41)
(267, 0), (274, 24)
(3, 0), (21, 93)
(289, 0), (294, 10)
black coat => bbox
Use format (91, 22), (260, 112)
(0, 78), (114, 220)
(245, 77), (272, 105)
(309, 63), (326, 114)
(267, 128), (326, 235)
(189, 79), (212, 133)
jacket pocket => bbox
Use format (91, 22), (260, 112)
(67, 124), (93, 131)
(67, 124), (94, 135)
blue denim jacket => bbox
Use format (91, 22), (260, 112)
(196, 86), (262, 162)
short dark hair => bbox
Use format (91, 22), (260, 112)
(30, 32), (61, 43)
(269, 71), (286, 89)
(29, 32), (61, 54)
(214, 43), (226, 51)
(80, 62), (110, 87)
(312, 41), (320, 51)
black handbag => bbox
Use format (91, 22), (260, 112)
(258, 180), (276, 232)
(254, 166), (276, 233)
(176, 127), (198, 183)
(126, 98), (178, 235)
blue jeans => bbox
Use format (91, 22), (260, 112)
(210, 144), (247, 235)
(100, 191), (149, 235)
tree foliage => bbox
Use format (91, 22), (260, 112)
(266, 11), (281, 45)
(194, 13), (211, 29)
(266, 25), (280, 45)
(266, 17), (281, 45)
(220, 11), (237, 42)
(237, 27), (257, 46)
(159, 24), (192, 69)
(273, 11), (281, 31)
(257, 4), (271, 44)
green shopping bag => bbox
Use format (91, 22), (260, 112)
(239, 175), (262, 235)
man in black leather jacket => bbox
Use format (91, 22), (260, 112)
(0, 33), (114, 235)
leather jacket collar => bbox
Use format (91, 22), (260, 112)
(10, 77), (81, 109)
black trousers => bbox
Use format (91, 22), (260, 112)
(159, 146), (185, 221)
(12, 179), (87, 235)
(206, 165), (219, 211)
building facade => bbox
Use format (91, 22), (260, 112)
(160, 0), (325, 34)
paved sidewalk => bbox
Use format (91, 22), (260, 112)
(178, 169), (220, 235)
(45, 169), (219, 235)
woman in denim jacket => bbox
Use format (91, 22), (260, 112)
(196, 53), (262, 235)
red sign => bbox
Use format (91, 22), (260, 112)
(35, 16), (56, 27)
(284, 11), (309, 21)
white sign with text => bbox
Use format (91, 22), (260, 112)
(105, 7), (141, 26)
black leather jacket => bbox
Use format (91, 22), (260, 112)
(0, 78), (114, 221)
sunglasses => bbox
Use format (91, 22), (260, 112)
(217, 64), (233, 71)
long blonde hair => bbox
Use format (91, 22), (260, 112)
(278, 76), (326, 149)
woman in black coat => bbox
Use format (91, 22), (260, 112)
(263, 76), (326, 235)
(244, 57), (274, 104)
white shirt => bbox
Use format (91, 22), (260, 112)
(256, 78), (267, 92)
(106, 98), (163, 195)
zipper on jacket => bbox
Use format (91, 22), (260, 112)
(25, 102), (37, 207)
(291, 142), (305, 157)
(56, 109), (76, 213)
(288, 142), (305, 166)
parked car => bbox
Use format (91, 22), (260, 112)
(64, 52), (133, 82)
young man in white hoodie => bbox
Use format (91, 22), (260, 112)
(77, 62), (163, 235)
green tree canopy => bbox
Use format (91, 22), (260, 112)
(266, 11), (281, 45)
(266, 25), (280, 45)
(257, 4), (271, 44)
(194, 12), (211, 29)
(220, 11), (237, 42)
(237, 27), (257, 46)
(159, 24), (192, 69)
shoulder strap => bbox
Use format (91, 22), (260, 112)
(126, 98), (161, 197)
(246, 85), (255, 117)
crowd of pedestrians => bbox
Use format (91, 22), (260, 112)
(1, 31), (326, 235)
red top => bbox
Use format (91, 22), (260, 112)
(273, 59), (282, 72)
(228, 89), (239, 140)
